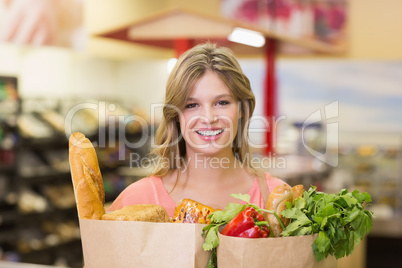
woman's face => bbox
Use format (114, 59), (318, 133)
(178, 70), (240, 157)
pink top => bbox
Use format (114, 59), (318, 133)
(107, 173), (287, 218)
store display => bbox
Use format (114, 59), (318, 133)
(18, 151), (51, 178)
(0, 128), (17, 151)
(0, 76), (19, 127)
(67, 107), (99, 137)
(42, 184), (76, 210)
(43, 150), (70, 173)
(0, 96), (150, 266)
(18, 188), (48, 214)
(16, 220), (80, 254)
(17, 114), (54, 139)
(0, 177), (9, 204)
(39, 110), (66, 134)
(337, 145), (401, 218)
(102, 172), (128, 202)
(96, 143), (129, 168)
(0, 76), (19, 263)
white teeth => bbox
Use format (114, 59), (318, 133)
(196, 130), (224, 136)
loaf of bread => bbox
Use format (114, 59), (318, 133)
(292, 184), (305, 200)
(102, 204), (170, 222)
(265, 184), (293, 237)
(265, 184), (306, 237)
(69, 132), (105, 220)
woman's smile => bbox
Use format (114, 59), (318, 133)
(194, 128), (225, 141)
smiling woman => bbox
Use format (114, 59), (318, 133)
(107, 42), (287, 216)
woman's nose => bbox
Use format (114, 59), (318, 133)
(201, 107), (217, 124)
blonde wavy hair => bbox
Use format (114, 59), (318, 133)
(149, 42), (256, 177)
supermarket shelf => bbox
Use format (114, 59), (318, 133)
(369, 217), (402, 238)
(1, 97), (150, 267)
(0, 210), (18, 225)
(0, 229), (18, 244)
(20, 172), (71, 186)
(0, 261), (54, 268)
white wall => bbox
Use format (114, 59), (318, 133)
(0, 44), (168, 114)
(116, 59), (168, 114)
(20, 47), (74, 99)
(0, 44), (116, 100)
(0, 44), (21, 75)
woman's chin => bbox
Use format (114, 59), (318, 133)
(187, 144), (233, 157)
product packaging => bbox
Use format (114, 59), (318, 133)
(79, 218), (337, 268)
(217, 233), (336, 268)
(79, 219), (210, 268)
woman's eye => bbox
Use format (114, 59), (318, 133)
(217, 100), (230, 106)
(185, 103), (197, 109)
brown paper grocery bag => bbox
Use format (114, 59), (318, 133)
(217, 233), (337, 268)
(79, 219), (210, 268)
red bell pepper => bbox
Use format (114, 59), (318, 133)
(220, 206), (270, 238)
(238, 226), (261, 238)
(260, 225), (270, 238)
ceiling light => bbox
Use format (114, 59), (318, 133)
(228, 27), (265, 47)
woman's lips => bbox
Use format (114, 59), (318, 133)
(194, 128), (224, 141)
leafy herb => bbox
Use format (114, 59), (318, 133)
(280, 186), (374, 262)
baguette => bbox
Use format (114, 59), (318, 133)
(69, 132), (105, 220)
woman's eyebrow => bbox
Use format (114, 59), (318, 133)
(214, 94), (234, 100)
(186, 94), (233, 102)
(186, 97), (198, 102)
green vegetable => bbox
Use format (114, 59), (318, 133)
(280, 186), (374, 262)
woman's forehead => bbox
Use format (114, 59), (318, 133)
(186, 71), (233, 99)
